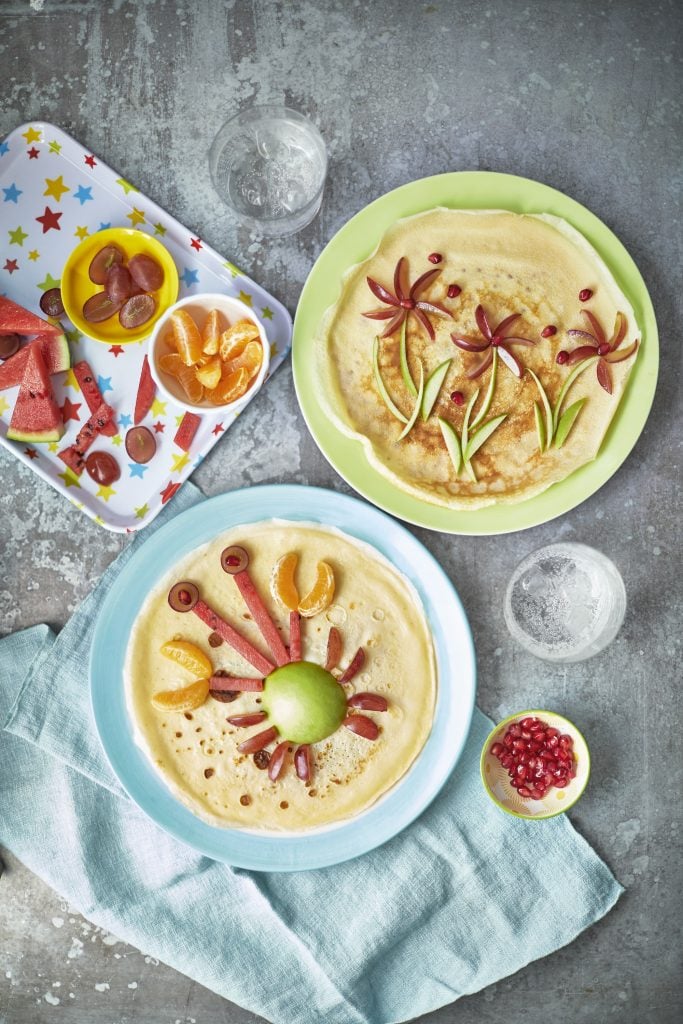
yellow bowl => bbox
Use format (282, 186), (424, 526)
(61, 228), (179, 344)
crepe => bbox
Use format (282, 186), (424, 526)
(125, 521), (436, 831)
(317, 208), (640, 508)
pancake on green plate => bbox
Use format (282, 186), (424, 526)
(316, 208), (640, 509)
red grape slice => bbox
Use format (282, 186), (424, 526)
(89, 244), (124, 284)
(168, 582), (199, 612)
(39, 288), (65, 317)
(294, 744), (311, 783)
(325, 626), (342, 670)
(237, 726), (279, 755)
(347, 693), (388, 712)
(0, 334), (21, 360)
(125, 425), (156, 464)
(119, 293), (155, 330)
(268, 740), (290, 781)
(128, 253), (164, 292)
(343, 714), (379, 740)
(227, 712), (267, 727)
(83, 291), (123, 323)
(85, 450), (121, 486)
(105, 263), (133, 304)
(339, 647), (365, 683)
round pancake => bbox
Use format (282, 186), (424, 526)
(125, 521), (437, 831)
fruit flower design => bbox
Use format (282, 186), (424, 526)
(451, 304), (536, 379)
(362, 256), (453, 340)
(156, 546), (388, 784)
(560, 311), (638, 394)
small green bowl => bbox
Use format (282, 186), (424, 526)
(480, 709), (590, 819)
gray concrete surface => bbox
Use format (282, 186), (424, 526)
(1, 1), (681, 1022)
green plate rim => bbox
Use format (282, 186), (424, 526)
(292, 171), (659, 535)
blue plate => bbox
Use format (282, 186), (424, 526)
(90, 485), (476, 870)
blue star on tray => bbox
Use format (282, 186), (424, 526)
(180, 267), (199, 287)
(0, 142), (9, 157)
(99, 221), (111, 231)
(96, 375), (112, 394)
(118, 412), (132, 429)
(128, 462), (149, 479)
(3, 183), (22, 203)
(73, 184), (94, 205)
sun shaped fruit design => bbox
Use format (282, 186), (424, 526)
(157, 545), (388, 784)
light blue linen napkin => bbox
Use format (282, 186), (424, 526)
(0, 483), (622, 1024)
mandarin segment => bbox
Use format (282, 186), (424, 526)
(226, 339), (263, 380)
(152, 678), (210, 712)
(207, 366), (249, 405)
(298, 561), (335, 618)
(170, 308), (203, 365)
(195, 356), (222, 389)
(219, 318), (260, 361)
(160, 639), (212, 678)
(202, 308), (223, 355)
(270, 552), (300, 611)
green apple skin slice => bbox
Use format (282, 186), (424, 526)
(438, 416), (461, 475)
(470, 349), (498, 429)
(461, 388), (480, 482)
(527, 368), (553, 450)
(555, 397), (587, 448)
(373, 336), (408, 424)
(399, 319), (417, 398)
(533, 401), (545, 453)
(421, 358), (452, 421)
(552, 356), (598, 431)
(398, 362), (424, 440)
(464, 414), (507, 462)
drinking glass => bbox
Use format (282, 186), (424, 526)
(504, 542), (627, 663)
(209, 105), (327, 237)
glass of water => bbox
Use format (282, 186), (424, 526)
(504, 543), (627, 663)
(209, 105), (327, 237)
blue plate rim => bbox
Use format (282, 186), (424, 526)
(89, 484), (476, 871)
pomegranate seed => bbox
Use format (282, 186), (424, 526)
(518, 787), (531, 798)
(450, 390), (464, 406)
(548, 735), (559, 748)
(501, 754), (513, 769)
(490, 742), (504, 757)
(528, 757), (537, 769)
(528, 742), (541, 754)
(556, 350), (569, 365)
(447, 283), (461, 298)
(178, 589), (190, 604)
(520, 718), (534, 729)
(541, 325), (557, 337)
(532, 731), (546, 743)
(226, 554), (241, 566)
(579, 288), (593, 302)
(513, 739), (526, 752)
(515, 763), (526, 776)
(560, 734), (572, 747)
(521, 730), (531, 740)
(529, 788), (543, 800)
(510, 724), (522, 737)
(597, 343), (610, 356)
(428, 252), (442, 264)
(546, 727), (559, 738)
(503, 734), (514, 748)
(555, 777), (568, 789)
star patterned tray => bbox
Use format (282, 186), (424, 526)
(0, 122), (292, 532)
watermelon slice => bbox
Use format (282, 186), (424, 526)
(173, 412), (201, 451)
(58, 401), (114, 475)
(0, 332), (70, 391)
(6, 345), (64, 444)
(73, 359), (117, 436)
(134, 354), (156, 424)
(0, 295), (59, 336)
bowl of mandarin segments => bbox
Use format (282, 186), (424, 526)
(148, 293), (270, 414)
(61, 228), (179, 345)
(480, 709), (590, 819)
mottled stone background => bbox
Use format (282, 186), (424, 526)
(0, 1), (681, 1022)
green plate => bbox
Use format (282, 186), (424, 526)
(292, 172), (659, 535)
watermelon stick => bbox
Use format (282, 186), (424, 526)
(233, 571), (290, 667)
(58, 401), (114, 475)
(134, 354), (156, 425)
(73, 360), (116, 436)
(208, 675), (264, 692)
(289, 611), (301, 662)
(192, 599), (275, 677)
(174, 412), (201, 451)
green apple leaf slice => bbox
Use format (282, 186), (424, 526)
(464, 413), (507, 462)
(373, 336), (408, 424)
(527, 367), (553, 450)
(438, 417), (461, 475)
(461, 388), (480, 482)
(398, 361), (424, 440)
(421, 358), (451, 421)
(555, 397), (587, 448)
(470, 348), (498, 429)
(552, 356), (598, 431)
(533, 401), (545, 453)
(399, 319), (417, 398)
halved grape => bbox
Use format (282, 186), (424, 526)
(125, 425), (156, 463)
(0, 334), (21, 360)
(88, 244), (124, 284)
(128, 253), (164, 292)
(105, 263), (133, 304)
(83, 291), (123, 323)
(85, 450), (121, 485)
(39, 287), (65, 317)
(119, 293), (155, 330)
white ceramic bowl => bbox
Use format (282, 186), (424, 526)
(148, 292), (270, 414)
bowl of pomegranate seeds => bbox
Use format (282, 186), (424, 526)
(480, 710), (590, 819)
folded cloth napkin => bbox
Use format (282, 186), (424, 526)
(1, 483), (622, 1024)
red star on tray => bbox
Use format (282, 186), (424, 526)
(84, 154), (97, 168)
(24, 448), (38, 460)
(27, 147), (40, 159)
(190, 237), (202, 251)
(60, 398), (81, 422)
(3, 259), (18, 274)
(108, 344), (125, 357)
(211, 422), (224, 435)
(36, 206), (62, 233)
(160, 481), (181, 504)
(153, 420), (165, 433)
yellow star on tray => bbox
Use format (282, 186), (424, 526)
(0, 396), (10, 416)
(116, 177), (139, 195)
(74, 225), (89, 240)
(135, 503), (149, 519)
(38, 272), (61, 291)
(127, 207), (146, 228)
(44, 175), (70, 201)
(269, 341), (278, 359)
(223, 260), (240, 278)
(174, 414), (184, 427)
(150, 397), (167, 417)
(9, 226), (28, 246)
(153, 221), (167, 236)
(48, 440), (60, 453)
(28, 249), (40, 262)
(170, 451), (190, 473)
(96, 484), (117, 502)
(110, 433), (123, 447)
(261, 306), (274, 320)
(63, 368), (80, 391)
(22, 126), (41, 144)
(58, 468), (81, 489)
(237, 290), (253, 307)
(48, 139), (62, 154)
